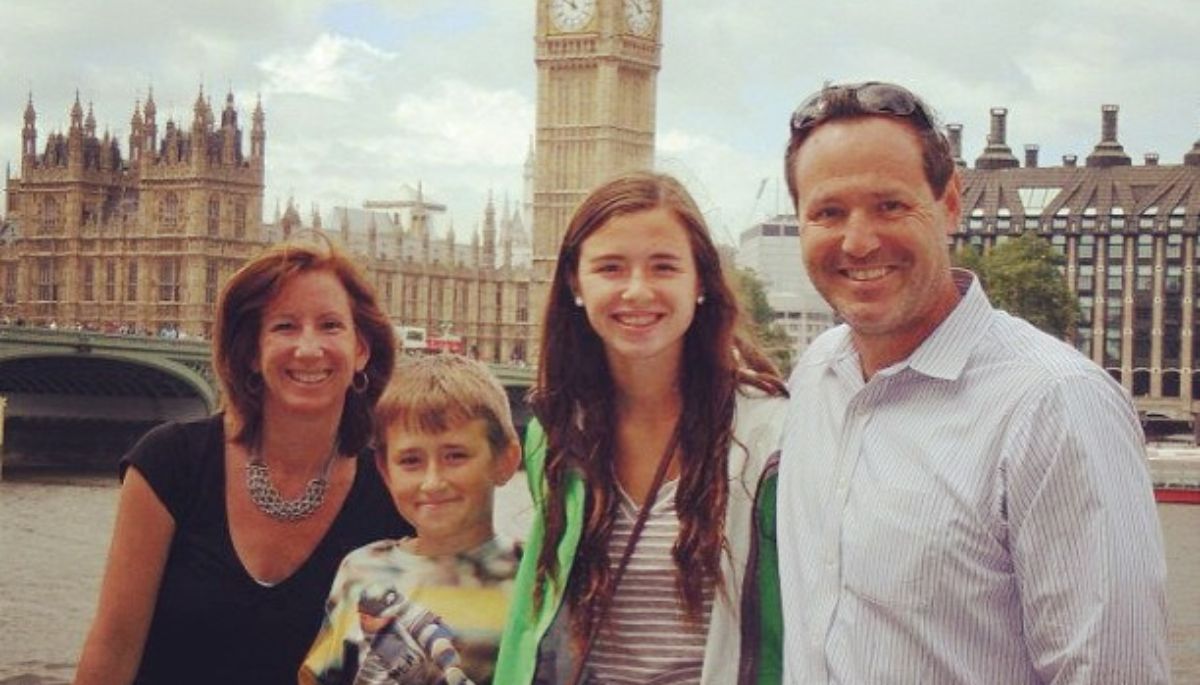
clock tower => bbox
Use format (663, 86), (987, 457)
(530, 0), (662, 352)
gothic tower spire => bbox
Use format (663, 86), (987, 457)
(69, 90), (84, 131)
(220, 90), (239, 164)
(67, 91), (85, 170)
(143, 87), (158, 157)
(251, 94), (265, 161)
(482, 189), (497, 269)
(222, 90), (237, 128)
(22, 92), (37, 164)
(129, 98), (143, 164)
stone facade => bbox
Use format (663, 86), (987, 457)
(952, 105), (1200, 420)
(1, 89), (266, 338)
(267, 188), (535, 366)
(0, 89), (536, 363)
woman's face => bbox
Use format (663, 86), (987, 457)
(574, 206), (701, 371)
(254, 269), (368, 422)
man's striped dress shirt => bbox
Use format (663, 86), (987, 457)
(778, 272), (1169, 684)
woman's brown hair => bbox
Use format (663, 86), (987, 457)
(532, 171), (786, 636)
(212, 233), (395, 456)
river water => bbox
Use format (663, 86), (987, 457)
(0, 471), (1196, 683)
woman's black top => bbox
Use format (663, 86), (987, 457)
(120, 415), (411, 685)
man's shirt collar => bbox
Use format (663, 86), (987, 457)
(812, 269), (992, 382)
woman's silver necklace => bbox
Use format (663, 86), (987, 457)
(244, 440), (340, 522)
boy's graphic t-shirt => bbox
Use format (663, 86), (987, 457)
(300, 536), (521, 685)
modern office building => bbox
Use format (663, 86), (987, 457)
(736, 214), (834, 354)
(951, 105), (1200, 424)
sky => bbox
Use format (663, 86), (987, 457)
(2, 0), (1199, 246)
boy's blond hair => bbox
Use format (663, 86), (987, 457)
(375, 354), (518, 456)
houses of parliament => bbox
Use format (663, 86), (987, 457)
(0, 89), (535, 365)
(0, 0), (667, 367)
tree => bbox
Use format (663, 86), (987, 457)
(731, 267), (794, 375)
(953, 233), (1078, 338)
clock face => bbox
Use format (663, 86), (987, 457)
(550, 0), (597, 32)
(623, 0), (655, 36)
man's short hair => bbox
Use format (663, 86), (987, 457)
(785, 81), (955, 206)
(374, 354), (518, 458)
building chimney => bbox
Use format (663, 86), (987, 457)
(1025, 144), (1039, 168)
(1144, 152), (1159, 166)
(1086, 104), (1131, 168)
(946, 123), (965, 166)
(975, 107), (1020, 170)
(1185, 115), (1200, 166)
(1101, 104), (1118, 142)
(1063, 154), (1078, 167)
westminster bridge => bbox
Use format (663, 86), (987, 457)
(0, 325), (535, 471)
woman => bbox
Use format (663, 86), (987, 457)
(75, 237), (412, 684)
(495, 172), (788, 684)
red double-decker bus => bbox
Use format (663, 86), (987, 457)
(426, 335), (465, 355)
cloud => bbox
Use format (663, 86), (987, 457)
(259, 33), (395, 101)
(657, 129), (784, 244)
(3, 0), (1199, 243)
(391, 80), (533, 167)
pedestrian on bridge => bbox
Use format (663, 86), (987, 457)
(75, 236), (413, 685)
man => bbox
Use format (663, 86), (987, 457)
(777, 82), (1169, 683)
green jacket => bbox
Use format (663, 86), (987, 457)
(494, 391), (787, 684)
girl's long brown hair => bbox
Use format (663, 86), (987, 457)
(531, 171), (786, 638)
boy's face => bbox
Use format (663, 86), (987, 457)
(379, 417), (519, 555)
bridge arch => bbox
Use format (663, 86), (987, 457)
(0, 326), (539, 470)
(0, 351), (217, 414)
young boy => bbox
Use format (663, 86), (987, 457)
(300, 354), (523, 685)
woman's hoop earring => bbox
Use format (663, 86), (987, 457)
(352, 370), (369, 394)
(244, 372), (264, 397)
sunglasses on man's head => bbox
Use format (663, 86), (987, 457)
(789, 82), (934, 135)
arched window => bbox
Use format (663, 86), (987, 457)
(1168, 206), (1185, 230)
(82, 260), (95, 301)
(36, 258), (56, 301)
(968, 208), (984, 232)
(235, 200), (247, 239)
(158, 258), (181, 302)
(208, 195), (220, 236)
(1139, 206), (1157, 231)
(995, 208), (1012, 233)
(161, 192), (180, 232)
(1109, 206), (1126, 229)
(1052, 207), (1070, 231)
(206, 260), (219, 305)
(40, 195), (61, 234)
(126, 260), (139, 301)
(1080, 207), (1097, 231)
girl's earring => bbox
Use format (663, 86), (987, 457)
(574, 295), (584, 307)
(696, 294), (706, 305)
